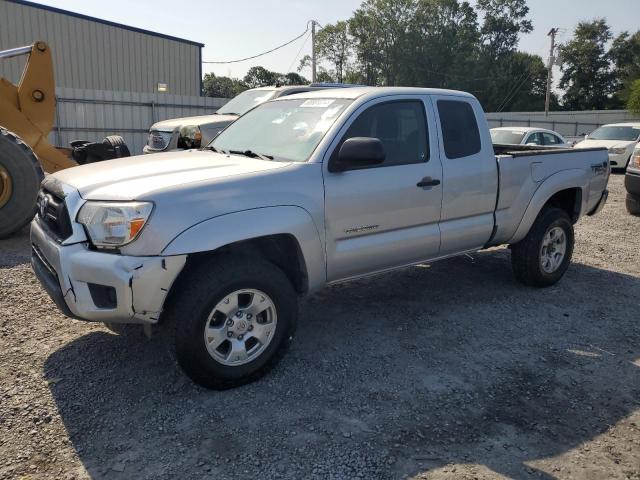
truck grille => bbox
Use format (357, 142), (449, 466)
(147, 130), (172, 151)
(36, 189), (73, 241)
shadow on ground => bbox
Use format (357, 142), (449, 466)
(44, 250), (640, 479)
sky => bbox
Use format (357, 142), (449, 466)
(33, 0), (640, 83)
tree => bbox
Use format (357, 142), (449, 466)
(476, 0), (532, 58)
(281, 72), (308, 85)
(243, 66), (280, 88)
(610, 31), (640, 103)
(559, 19), (616, 110)
(314, 21), (352, 83)
(202, 73), (247, 98)
(628, 79), (640, 114)
(406, 0), (480, 90)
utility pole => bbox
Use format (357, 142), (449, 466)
(545, 27), (558, 116)
(311, 20), (317, 83)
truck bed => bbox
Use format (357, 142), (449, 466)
(489, 145), (609, 246)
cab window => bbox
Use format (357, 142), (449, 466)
(437, 100), (481, 159)
(333, 101), (429, 169)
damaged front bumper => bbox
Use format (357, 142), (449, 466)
(30, 218), (186, 324)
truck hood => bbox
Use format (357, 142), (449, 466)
(150, 113), (238, 131)
(48, 150), (291, 201)
(573, 139), (636, 150)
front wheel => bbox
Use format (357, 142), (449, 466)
(167, 255), (298, 390)
(511, 207), (574, 287)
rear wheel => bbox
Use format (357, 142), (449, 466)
(167, 255), (298, 390)
(0, 128), (44, 238)
(511, 207), (574, 287)
(626, 193), (640, 215)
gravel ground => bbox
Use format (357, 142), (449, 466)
(1, 174), (639, 480)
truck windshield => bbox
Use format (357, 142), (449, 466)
(588, 126), (640, 141)
(210, 98), (352, 162)
(490, 129), (526, 144)
(217, 89), (277, 116)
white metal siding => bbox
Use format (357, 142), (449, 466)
(0, 0), (201, 95)
(51, 87), (227, 154)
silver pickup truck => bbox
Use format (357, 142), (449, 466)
(31, 87), (609, 389)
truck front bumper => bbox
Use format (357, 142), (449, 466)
(30, 219), (186, 324)
(625, 171), (640, 197)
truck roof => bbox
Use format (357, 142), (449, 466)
(274, 86), (477, 101)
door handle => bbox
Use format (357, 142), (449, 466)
(417, 177), (441, 188)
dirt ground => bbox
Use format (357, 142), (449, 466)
(1, 173), (639, 480)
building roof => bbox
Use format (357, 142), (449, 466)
(7, 0), (204, 47)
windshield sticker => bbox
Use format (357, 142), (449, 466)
(321, 105), (344, 119)
(301, 99), (335, 108)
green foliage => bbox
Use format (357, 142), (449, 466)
(610, 31), (640, 102)
(201, 1), (637, 112)
(315, 21), (351, 82)
(202, 73), (247, 98)
(243, 66), (280, 88)
(477, 0), (532, 58)
(558, 19), (616, 110)
(627, 79), (640, 114)
(202, 68), (308, 99)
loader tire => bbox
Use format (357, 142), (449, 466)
(103, 135), (130, 158)
(0, 128), (44, 238)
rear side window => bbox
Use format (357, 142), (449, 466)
(437, 100), (481, 159)
(335, 100), (429, 168)
(542, 132), (561, 145)
(527, 132), (543, 145)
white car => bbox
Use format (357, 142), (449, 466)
(490, 127), (570, 148)
(574, 122), (640, 170)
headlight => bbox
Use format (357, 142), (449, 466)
(631, 150), (640, 168)
(608, 147), (627, 155)
(177, 125), (202, 149)
(77, 201), (153, 248)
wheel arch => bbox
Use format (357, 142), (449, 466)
(161, 206), (326, 294)
(508, 169), (587, 245)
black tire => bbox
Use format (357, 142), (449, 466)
(0, 128), (44, 238)
(166, 254), (298, 390)
(511, 207), (574, 287)
(103, 135), (130, 158)
(626, 193), (640, 216)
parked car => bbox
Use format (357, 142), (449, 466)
(31, 87), (609, 389)
(490, 127), (570, 147)
(574, 122), (640, 170)
(143, 83), (355, 154)
(625, 146), (640, 215)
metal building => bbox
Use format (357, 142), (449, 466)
(0, 0), (203, 96)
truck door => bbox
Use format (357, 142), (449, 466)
(323, 97), (443, 282)
(430, 95), (498, 255)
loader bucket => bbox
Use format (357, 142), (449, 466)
(0, 41), (75, 173)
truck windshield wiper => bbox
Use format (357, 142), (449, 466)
(204, 145), (225, 154)
(228, 149), (274, 161)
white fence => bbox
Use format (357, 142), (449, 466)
(486, 110), (640, 141)
(51, 87), (228, 154)
(50, 93), (640, 155)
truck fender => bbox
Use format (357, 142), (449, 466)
(161, 206), (326, 292)
(508, 168), (588, 245)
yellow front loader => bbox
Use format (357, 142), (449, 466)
(0, 41), (129, 237)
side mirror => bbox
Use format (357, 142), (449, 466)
(331, 137), (385, 172)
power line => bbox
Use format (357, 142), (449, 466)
(203, 25), (310, 64)
(497, 70), (535, 112)
(286, 30), (311, 74)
